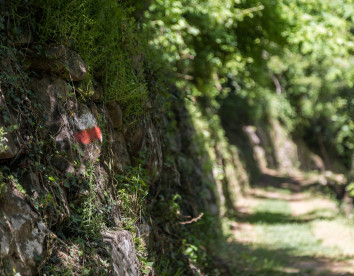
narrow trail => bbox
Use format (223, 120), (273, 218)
(226, 169), (354, 276)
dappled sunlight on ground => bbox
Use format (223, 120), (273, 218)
(225, 171), (354, 275)
(313, 220), (354, 257)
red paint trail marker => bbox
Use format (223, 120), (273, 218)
(73, 112), (102, 144)
(74, 126), (102, 144)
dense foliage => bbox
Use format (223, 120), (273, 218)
(146, 0), (354, 169)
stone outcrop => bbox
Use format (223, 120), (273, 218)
(246, 120), (327, 174)
(243, 125), (268, 171)
(30, 45), (87, 81)
(31, 75), (75, 173)
(107, 101), (123, 129)
(103, 230), (141, 276)
(111, 130), (131, 173)
(99, 106), (131, 173)
(267, 120), (299, 171)
(72, 103), (102, 163)
(30, 73), (103, 173)
(0, 183), (49, 276)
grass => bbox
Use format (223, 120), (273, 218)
(228, 184), (354, 275)
(253, 198), (331, 258)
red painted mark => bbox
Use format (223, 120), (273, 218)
(74, 126), (102, 144)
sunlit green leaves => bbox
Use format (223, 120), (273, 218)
(146, 0), (354, 168)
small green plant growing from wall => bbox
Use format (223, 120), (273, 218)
(0, 127), (8, 154)
(81, 163), (106, 238)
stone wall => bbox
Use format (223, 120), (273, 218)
(0, 45), (149, 275)
(0, 43), (220, 275)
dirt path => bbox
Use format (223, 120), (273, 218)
(228, 170), (354, 275)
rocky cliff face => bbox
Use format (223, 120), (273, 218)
(0, 41), (225, 274)
(0, 45), (141, 274)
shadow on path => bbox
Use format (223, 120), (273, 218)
(235, 210), (335, 225)
(228, 240), (354, 276)
(225, 170), (354, 275)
